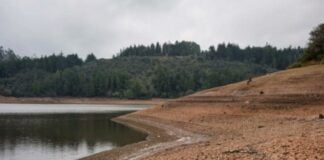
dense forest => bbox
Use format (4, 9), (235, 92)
(0, 42), (303, 99)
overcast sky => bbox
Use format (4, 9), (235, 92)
(0, 0), (323, 58)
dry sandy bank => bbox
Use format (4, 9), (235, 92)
(83, 65), (324, 160)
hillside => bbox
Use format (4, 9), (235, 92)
(175, 64), (324, 106)
(84, 65), (324, 160)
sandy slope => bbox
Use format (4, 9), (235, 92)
(84, 65), (324, 160)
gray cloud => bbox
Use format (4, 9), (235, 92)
(0, 0), (323, 58)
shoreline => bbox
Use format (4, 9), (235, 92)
(81, 104), (324, 160)
(0, 96), (167, 105)
(0, 96), (174, 160)
(0, 96), (181, 159)
(82, 65), (324, 160)
(81, 107), (209, 160)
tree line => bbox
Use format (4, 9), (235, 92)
(0, 41), (302, 99)
(118, 41), (302, 70)
(118, 41), (201, 57)
(0, 47), (96, 78)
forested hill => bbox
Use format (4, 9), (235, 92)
(0, 42), (302, 99)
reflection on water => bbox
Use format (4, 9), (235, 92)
(0, 104), (147, 160)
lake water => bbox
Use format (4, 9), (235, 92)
(0, 104), (148, 160)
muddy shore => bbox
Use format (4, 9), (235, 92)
(0, 96), (166, 105)
(81, 104), (323, 160)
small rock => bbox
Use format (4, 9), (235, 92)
(257, 125), (265, 128)
(203, 142), (210, 146)
(283, 151), (289, 155)
(247, 77), (252, 85)
(319, 114), (324, 119)
(281, 145), (289, 148)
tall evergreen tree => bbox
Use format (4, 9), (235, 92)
(85, 53), (97, 63)
(156, 42), (162, 55)
(300, 23), (324, 62)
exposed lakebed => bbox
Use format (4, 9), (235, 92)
(0, 104), (148, 160)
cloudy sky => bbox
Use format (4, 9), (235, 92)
(0, 0), (323, 58)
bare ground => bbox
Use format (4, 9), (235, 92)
(83, 65), (324, 159)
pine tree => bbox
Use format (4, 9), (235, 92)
(85, 53), (97, 63)
(301, 23), (324, 62)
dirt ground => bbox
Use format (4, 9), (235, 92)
(81, 65), (324, 160)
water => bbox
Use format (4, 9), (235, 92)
(0, 104), (148, 160)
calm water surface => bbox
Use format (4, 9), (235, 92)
(0, 104), (148, 160)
